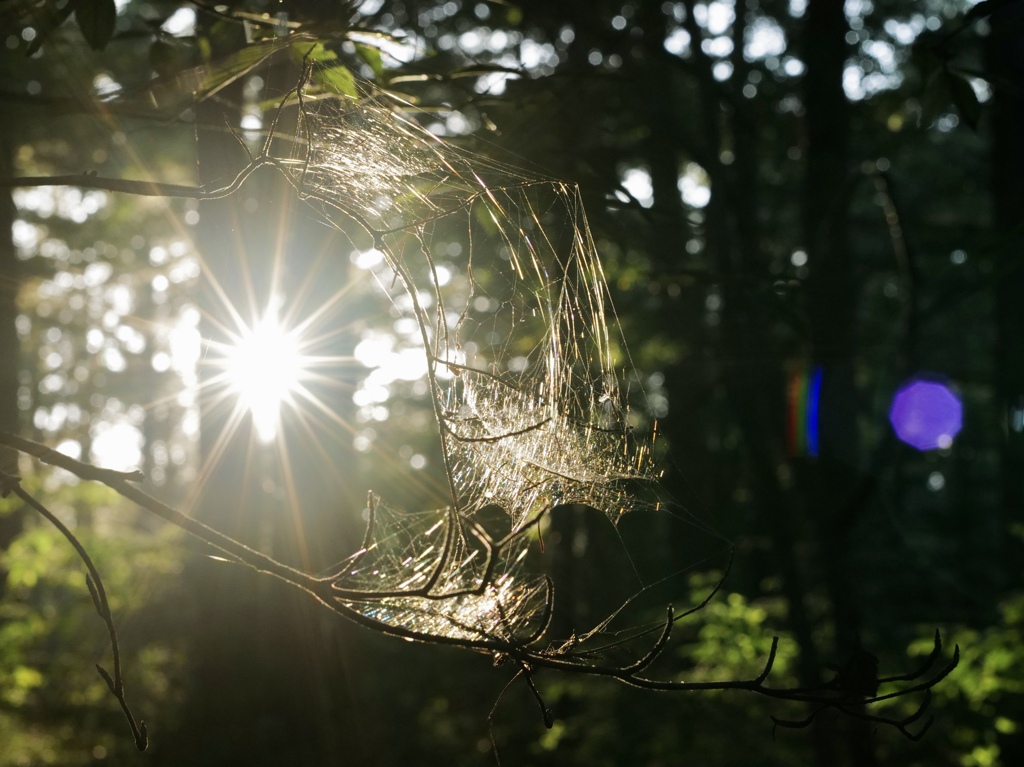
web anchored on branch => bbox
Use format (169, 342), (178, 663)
(286, 78), (659, 529)
(0, 66), (957, 749)
(0, 436), (960, 748)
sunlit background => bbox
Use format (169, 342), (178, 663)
(2, 0), (1022, 766)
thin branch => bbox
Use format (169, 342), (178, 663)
(0, 430), (959, 744)
(488, 668), (524, 767)
(0, 431), (317, 589)
(522, 665), (553, 728)
(0, 174), (203, 198)
(0, 153), (281, 199)
(0, 434), (144, 485)
(1, 471), (148, 751)
(879, 629), (944, 684)
(619, 605), (674, 675)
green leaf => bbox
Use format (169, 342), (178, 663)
(964, 0), (1017, 23)
(150, 38), (194, 79)
(356, 43), (385, 81)
(946, 70), (982, 131)
(25, 0), (78, 56)
(919, 68), (951, 127)
(75, 0), (117, 51)
(989, 8), (1024, 41)
(317, 64), (358, 97)
(289, 40), (338, 65)
(195, 39), (286, 102)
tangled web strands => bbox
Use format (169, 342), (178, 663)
(278, 86), (658, 644)
(289, 89), (658, 530)
(331, 495), (552, 645)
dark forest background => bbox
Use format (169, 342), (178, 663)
(2, 0), (1023, 765)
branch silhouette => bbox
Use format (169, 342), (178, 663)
(0, 468), (148, 751)
(0, 431), (958, 748)
(0, 60), (960, 753)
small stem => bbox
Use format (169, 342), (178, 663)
(0, 174), (203, 198)
(2, 472), (147, 751)
(1, 432), (958, 743)
(0, 155), (281, 200)
(0, 432), (318, 590)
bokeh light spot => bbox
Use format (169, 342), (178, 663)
(888, 378), (962, 451)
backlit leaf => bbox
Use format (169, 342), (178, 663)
(75, 0), (117, 51)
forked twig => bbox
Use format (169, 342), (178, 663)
(772, 689), (936, 741)
(0, 48), (962, 758)
(620, 605), (675, 675)
(0, 431), (958, 749)
(488, 668), (524, 767)
(0, 470), (148, 751)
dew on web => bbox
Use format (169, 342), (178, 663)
(329, 494), (551, 644)
(278, 73), (658, 644)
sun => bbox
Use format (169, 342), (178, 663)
(222, 304), (304, 443)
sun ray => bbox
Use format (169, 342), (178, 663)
(289, 383), (451, 503)
(275, 431), (312, 571)
(181, 396), (251, 516)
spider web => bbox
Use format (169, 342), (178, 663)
(277, 77), (661, 646)
(328, 496), (552, 645)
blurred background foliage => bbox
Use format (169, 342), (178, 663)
(1, 0), (1023, 765)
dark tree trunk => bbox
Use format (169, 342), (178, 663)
(0, 120), (25, 592)
(802, 2), (875, 766)
(165, 26), (365, 765)
(0, 129), (19, 472)
(989, 1), (1024, 604)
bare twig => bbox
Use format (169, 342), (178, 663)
(0, 432), (957, 736)
(488, 668), (524, 767)
(0, 470), (148, 751)
(0, 153), (284, 200)
(0, 62), (959, 749)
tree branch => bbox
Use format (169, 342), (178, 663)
(0, 153), (284, 199)
(0, 430), (958, 743)
(1, 470), (147, 751)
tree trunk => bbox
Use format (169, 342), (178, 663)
(988, 0), (1024, 602)
(0, 117), (25, 593)
(164, 23), (367, 764)
(0, 127), (19, 472)
(802, 2), (876, 765)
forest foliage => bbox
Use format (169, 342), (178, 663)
(1, 1), (1023, 766)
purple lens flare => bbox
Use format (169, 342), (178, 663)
(888, 378), (963, 451)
